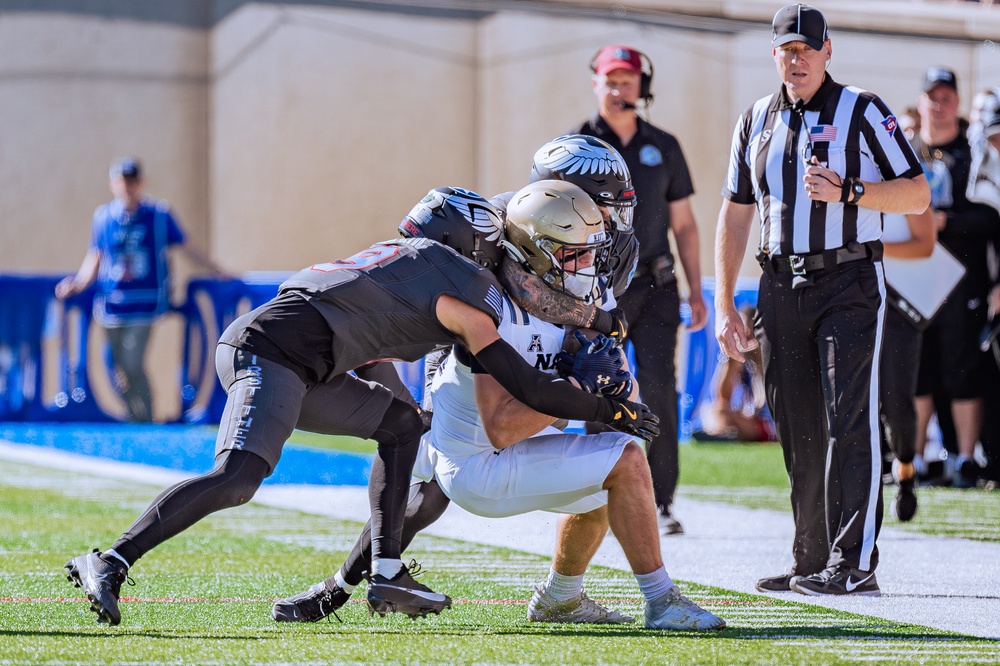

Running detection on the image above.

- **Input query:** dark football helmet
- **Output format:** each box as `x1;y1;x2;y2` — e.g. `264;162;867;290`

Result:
529;134;636;233
399;186;505;273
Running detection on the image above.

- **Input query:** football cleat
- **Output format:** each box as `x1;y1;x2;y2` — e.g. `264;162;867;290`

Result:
790;565;881;597
272;581;352;623
644;586;726;631
755;572;800;593
366;560;452;619
527;585;635;624
658;508;685;536
64;549;132;626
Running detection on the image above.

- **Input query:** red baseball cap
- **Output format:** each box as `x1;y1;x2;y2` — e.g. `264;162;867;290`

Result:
592;45;642;76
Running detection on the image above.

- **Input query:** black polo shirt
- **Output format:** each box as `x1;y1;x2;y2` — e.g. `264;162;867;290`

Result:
570;114;694;264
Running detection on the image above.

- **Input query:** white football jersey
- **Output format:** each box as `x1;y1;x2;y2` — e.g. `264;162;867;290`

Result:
428;291;566;460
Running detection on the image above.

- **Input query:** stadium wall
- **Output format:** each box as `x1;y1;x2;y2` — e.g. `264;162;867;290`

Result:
2;1;998;419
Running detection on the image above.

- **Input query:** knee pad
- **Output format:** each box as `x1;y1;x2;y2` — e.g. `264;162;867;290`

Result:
372;399;424;450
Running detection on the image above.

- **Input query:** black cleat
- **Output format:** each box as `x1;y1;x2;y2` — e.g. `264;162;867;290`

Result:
366;560;451;619
64;550;131;626
755;572;799;593
790;565;880;597
272;582;351;623
891;477;918;522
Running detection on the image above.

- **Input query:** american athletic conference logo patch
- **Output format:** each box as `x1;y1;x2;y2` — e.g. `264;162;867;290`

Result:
881;116;897;137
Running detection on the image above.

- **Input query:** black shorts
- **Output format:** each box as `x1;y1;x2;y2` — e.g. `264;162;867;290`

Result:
214;344;395;472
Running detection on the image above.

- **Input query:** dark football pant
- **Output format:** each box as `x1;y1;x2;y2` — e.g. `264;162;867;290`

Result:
757;260;885;575
111;344;422;565
335;479;453;587
880;308;920;465
616;278;681;515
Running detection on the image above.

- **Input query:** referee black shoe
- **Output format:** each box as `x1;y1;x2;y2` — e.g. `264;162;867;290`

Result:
272;581;351;622
790;565;880;597
755;572;798;593
367;560;452;619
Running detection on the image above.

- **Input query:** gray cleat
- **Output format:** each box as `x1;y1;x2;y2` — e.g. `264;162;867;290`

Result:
527;584;635;624
64;550;131;626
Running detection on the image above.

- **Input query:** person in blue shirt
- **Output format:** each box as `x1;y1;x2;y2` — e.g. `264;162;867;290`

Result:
55;157;223;422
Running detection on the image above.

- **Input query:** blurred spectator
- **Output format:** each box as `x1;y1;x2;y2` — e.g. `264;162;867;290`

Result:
911;69;1000;488
880;207;936;519
899;106;920;141
55;157;225;422
969;90;1000;487
692;306;774;443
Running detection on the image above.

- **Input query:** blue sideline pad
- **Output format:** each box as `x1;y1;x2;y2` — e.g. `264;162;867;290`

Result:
0;423;373;486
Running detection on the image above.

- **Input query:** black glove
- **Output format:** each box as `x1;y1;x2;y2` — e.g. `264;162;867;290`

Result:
555;331;633;397
591;307;628;344
607;399;660;442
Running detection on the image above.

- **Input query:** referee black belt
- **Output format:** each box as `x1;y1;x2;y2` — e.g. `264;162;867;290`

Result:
760;242;876;276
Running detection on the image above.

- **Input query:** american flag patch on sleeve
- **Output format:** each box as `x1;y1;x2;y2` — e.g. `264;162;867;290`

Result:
809;125;838;142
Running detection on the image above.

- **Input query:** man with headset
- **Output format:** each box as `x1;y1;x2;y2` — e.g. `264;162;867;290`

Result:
570;45;706;535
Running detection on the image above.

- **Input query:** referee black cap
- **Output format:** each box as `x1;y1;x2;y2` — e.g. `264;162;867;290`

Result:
772;4;828;51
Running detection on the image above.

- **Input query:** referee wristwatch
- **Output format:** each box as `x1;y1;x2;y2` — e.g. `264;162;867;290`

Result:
842;177;865;205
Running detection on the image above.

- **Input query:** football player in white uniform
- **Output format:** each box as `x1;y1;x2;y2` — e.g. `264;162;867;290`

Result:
275;181;725;632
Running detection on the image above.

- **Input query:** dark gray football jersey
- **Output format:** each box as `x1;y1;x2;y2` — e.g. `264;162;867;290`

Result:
258;238;504;380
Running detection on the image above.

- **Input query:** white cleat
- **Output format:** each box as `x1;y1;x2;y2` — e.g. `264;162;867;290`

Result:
644;586;726;631
527;585;635;624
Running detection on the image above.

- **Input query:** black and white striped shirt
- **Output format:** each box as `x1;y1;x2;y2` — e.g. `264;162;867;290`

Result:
723;75;923;256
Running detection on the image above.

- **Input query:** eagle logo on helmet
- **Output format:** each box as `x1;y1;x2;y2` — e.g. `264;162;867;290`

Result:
443;187;505;245
536;135;630;184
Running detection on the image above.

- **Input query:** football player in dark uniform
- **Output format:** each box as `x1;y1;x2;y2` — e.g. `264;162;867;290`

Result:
64;187;656;627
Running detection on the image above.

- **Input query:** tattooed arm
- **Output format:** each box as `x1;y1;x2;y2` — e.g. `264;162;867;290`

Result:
498;257;625;338
499;257;597;327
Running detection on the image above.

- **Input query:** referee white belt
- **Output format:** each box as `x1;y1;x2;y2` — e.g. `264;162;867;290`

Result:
760;242;876;276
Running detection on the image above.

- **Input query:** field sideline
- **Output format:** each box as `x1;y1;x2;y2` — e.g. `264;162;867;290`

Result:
1;435;999;665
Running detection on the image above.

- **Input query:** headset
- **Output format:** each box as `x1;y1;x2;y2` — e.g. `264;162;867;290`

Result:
589;46;655;106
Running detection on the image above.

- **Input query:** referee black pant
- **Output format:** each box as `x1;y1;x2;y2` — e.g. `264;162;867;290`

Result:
757;259;885;575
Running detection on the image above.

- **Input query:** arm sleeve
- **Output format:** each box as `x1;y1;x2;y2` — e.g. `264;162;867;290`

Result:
473;339;614;423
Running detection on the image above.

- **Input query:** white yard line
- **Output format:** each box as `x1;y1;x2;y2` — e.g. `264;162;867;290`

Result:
3;440;998;639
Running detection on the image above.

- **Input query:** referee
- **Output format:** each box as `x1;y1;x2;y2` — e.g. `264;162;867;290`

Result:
714;4;930;596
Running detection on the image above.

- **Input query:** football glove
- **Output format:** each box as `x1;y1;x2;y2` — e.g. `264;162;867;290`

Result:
556;331;633;397
607;399;660;442
592;307;628;344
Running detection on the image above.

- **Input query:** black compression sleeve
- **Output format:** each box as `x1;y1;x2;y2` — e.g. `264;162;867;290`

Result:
473;339;615;423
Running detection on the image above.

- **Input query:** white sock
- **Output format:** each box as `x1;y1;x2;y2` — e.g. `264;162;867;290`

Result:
371;558;403;579
635;568;674;603
912;455;927;477
104;549;130;570
333;571;355;594
542;569;583;602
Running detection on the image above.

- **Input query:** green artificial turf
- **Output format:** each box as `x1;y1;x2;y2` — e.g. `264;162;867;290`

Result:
1;461;996;666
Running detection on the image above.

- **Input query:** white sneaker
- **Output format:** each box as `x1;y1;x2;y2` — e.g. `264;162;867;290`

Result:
527;585;635;624
644;585;726;631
